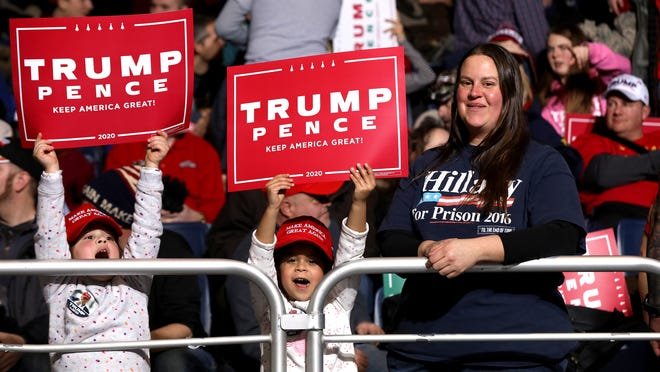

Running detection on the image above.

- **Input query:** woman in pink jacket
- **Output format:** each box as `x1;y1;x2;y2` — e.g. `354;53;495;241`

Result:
538;23;631;138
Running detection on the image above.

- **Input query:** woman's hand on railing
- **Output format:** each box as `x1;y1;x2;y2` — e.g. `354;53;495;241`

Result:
0;332;26;372
651;317;660;356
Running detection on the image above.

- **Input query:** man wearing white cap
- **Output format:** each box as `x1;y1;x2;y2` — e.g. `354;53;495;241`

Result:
573;73;660;232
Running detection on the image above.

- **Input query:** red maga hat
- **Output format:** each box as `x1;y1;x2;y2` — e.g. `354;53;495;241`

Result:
487;24;524;46
65;203;123;244
275;216;333;264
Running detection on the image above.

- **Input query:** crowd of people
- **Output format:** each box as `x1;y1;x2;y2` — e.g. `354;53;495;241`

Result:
1;0;660;371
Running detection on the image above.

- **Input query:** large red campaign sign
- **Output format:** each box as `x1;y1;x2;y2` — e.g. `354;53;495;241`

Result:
10;10;193;149
558;228;633;316
227;47;409;192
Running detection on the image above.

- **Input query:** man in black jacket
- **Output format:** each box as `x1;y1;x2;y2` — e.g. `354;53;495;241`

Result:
0;139;49;371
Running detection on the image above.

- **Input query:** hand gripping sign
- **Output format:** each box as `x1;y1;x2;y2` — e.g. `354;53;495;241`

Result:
10;9;193;149
227;47;409;192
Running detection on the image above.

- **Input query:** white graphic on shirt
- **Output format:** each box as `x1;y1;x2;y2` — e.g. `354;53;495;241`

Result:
66;289;99;317
412;170;521;231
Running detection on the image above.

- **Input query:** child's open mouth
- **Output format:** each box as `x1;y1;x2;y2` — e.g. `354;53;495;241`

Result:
293;278;310;287
95;249;109;259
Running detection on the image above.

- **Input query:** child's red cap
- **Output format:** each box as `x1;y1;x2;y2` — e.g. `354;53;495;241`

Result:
65;203;123;244
275;216;333;264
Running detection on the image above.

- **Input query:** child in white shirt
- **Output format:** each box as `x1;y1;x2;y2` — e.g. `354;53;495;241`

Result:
249;163;375;371
33;131;169;371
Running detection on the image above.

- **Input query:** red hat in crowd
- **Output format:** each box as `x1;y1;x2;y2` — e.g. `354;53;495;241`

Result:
487;23;536;110
65;203;123;244
487;23;524;46
284;181;343;198
275;215;334;266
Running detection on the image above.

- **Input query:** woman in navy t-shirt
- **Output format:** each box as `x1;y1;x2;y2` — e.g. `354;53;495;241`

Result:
378;43;586;371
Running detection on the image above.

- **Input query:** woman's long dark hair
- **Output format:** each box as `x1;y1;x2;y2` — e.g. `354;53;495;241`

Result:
422;43;529;214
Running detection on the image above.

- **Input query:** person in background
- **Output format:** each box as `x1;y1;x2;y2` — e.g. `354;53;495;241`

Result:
104;129;225;223
588;183;660;371
408;114;450;162
409;68;456;160
378;43;586;370
487;23;585;180
51;0;93;17
33;131;169;370
208;0;339;174
387;14;436;126
538;22;630;138
388;14;435;95
579;2;636;57
396;0;454;64
149;0;188;13
639;187;660;357
0;138;49;372
572;73;660;232
487;24;536;111
429;69;456;124
215;0;340;64
191;13;226;139
151;0;223;141
441;0;549;68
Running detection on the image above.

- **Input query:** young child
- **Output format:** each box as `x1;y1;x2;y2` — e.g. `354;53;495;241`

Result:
250;163;376;371
32;131;170;371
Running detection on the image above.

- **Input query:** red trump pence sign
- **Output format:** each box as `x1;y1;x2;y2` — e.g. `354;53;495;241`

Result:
227;47;409;192
558;228;633;316
10;9;193;149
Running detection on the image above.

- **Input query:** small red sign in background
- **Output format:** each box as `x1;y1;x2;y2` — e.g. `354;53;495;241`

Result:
558;228;633;316
565;113;660;145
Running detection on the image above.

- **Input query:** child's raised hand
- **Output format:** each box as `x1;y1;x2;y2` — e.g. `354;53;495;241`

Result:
349;163;375;202
264;174;293;210
32;133;59;173
145;131;170;168
255;174;293;244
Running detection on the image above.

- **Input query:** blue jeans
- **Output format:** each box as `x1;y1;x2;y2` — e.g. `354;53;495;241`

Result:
356;343;388;372
151;347;217;372
10;353;51;372
387;351;567;372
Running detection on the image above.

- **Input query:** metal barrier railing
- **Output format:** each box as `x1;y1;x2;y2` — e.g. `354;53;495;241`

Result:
2;256;660;372
0;258;287;370
305;256;660;372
